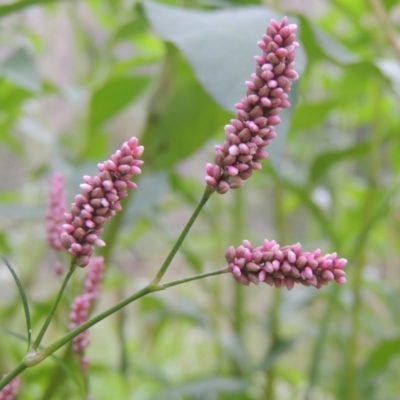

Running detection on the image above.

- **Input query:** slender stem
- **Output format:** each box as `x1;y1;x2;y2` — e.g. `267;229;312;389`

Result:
264;181;285;399
31;260;77;350
0;361;27;391
151;185;214;285
231;189;245;376
161;268;229;289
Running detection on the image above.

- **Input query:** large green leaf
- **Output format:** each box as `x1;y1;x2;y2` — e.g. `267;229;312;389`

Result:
144;2;306;172
144;1;306;112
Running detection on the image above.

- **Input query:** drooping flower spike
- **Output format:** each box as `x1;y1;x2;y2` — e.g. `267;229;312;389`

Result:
69;257;104;371
61;137;144;267
205;17;299;194
226;239;347;290
46;173;66;252
0;376;20;400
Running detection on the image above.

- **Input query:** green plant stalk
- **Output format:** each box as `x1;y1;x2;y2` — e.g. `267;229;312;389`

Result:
31;259;77;351
264;181;286;399
151;185;214;285
343;80;383;400
0;268;229;390
232;189;245;351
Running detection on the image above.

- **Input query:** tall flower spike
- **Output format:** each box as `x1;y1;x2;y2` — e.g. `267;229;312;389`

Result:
205;17;298;194
69;257;104;371
0;376;20;400
61;137;144;267
46;173;66;252
226;239;347;290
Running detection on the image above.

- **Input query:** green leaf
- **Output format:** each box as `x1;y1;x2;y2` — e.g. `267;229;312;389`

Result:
291;100;337;131
309;141;369;183
88;76;150;131
141;52;232;169
0;0;69;18
357;336;400;396
144;1;306;112
0;48;41;92
0;255;31;350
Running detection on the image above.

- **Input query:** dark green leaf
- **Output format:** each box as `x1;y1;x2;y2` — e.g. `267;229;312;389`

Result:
88;76;150;131
141;53;232;169
309;141;369;183
0;255;31;349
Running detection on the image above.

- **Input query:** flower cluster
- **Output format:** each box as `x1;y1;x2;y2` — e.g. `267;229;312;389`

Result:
46;173;66;252
69;257;104;371
61;137;144;267
225;239;347;290
205;17;298;194
0;377;20;400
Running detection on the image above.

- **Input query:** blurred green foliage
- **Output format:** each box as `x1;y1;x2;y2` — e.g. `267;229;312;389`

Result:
0;0;399;399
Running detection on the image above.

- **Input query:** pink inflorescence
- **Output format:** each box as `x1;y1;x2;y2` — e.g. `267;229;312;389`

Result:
0;376;20;400
205;17;299;194
46;173;66;252
69;257;104;371
225;239;347;290
61;137;144;267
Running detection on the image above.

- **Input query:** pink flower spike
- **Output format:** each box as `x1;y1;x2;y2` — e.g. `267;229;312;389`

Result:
225;239;347;290
46;173;67;252
62;138;144;267
205;17;298;194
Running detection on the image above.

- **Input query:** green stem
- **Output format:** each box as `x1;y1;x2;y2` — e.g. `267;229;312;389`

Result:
31;260;77;350
151;185;214;285
265;180;286;399
0;361;27;390
231;189;245;376
0;267;228;390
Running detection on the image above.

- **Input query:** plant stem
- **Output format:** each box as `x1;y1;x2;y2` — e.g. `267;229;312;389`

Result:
231;188;245;375
0;267;228;390
151;185;214;285
264;180;286;399
31;259;77;351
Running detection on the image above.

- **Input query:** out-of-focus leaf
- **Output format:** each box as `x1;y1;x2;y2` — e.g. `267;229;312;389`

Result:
309;141;369;183
88;76;150;131
375;59;400;97
357;336;400;396
141;53;232;169
0;0;69;18
299;16;358;65
291;100;337;131
259;337;295;371
124;171;169;224
150;376;248;399
0;48;41;92
144;1;306;112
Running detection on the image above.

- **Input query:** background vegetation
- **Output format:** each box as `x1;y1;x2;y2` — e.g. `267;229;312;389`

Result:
0;0;399;399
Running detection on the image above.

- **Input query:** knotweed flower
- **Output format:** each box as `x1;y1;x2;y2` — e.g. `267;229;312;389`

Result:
0;376;20;400
69;257;104;371
61;137;144;267
226;239;347;289
46;173;66;252
205;17;298;194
